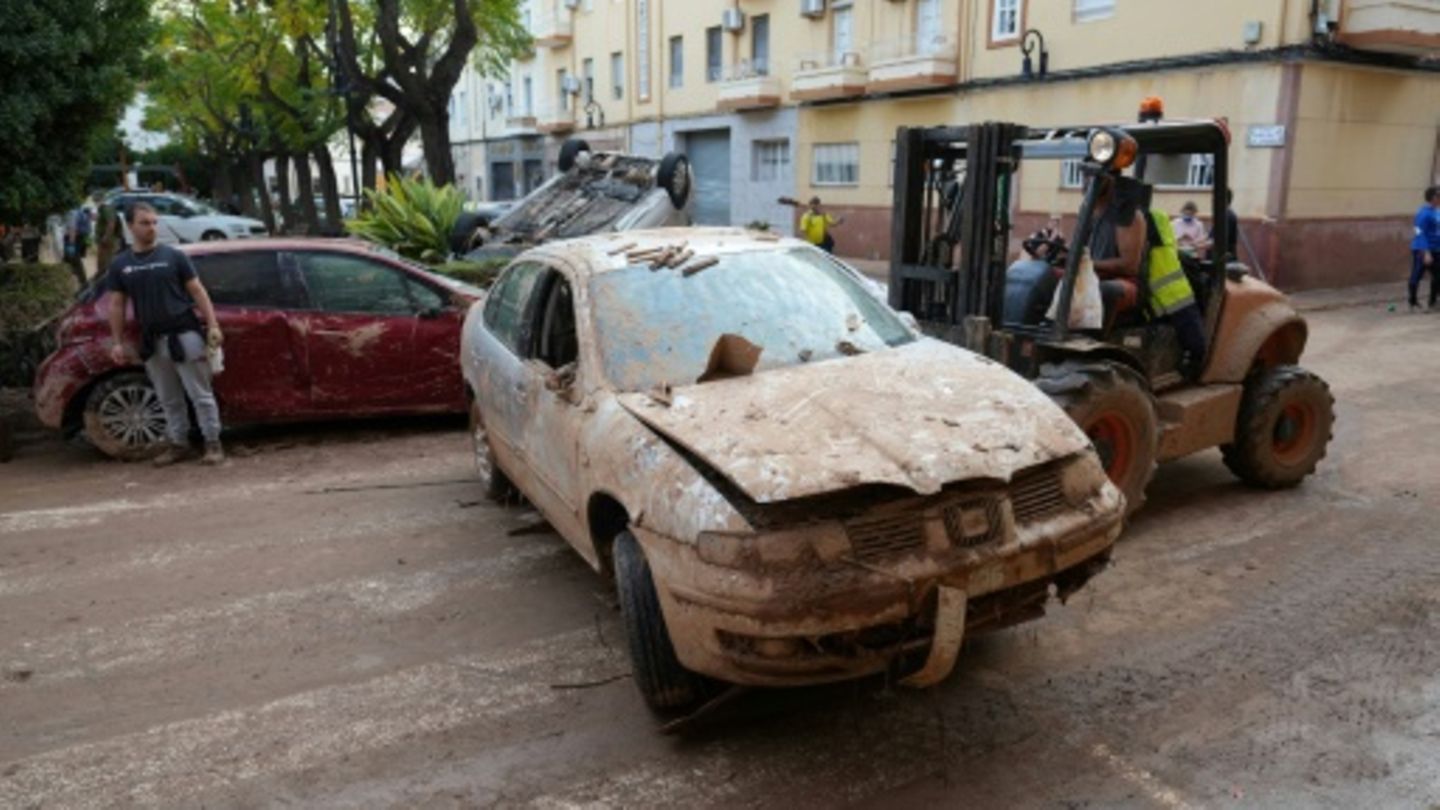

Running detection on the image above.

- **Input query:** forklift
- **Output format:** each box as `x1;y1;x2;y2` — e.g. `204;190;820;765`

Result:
888;102;1334;514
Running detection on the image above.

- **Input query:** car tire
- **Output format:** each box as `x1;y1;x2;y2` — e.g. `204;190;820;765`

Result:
657;152;691;210
613;530;705;712
200;230;226;241
82;371;168;461
1222;365;1334;489
558;138;591;173
1042;362;1158;517
469;400;522;504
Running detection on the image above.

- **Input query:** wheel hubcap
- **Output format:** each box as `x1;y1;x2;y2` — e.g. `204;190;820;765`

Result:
1272;402;1315;465
98;384;166;448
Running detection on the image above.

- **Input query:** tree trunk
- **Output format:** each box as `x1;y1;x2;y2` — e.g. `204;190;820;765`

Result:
211;163;234;214
417;110;455;185
248;152;276;233
233;164;256;218
313;144;343;233
293;152;319;236
273;153;296;234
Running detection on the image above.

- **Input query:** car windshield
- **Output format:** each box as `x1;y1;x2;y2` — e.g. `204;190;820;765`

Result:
187;199;219;215
589;247;914;392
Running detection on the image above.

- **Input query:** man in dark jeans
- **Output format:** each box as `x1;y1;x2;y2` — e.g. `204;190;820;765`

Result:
107;202;227;466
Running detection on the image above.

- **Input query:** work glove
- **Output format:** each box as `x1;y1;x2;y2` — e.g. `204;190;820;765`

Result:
206;326;224;348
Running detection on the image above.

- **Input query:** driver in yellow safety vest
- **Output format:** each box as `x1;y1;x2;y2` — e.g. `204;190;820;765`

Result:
1146;210;1208;379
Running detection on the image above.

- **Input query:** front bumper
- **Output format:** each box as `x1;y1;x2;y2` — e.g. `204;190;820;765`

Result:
635;491;1123;688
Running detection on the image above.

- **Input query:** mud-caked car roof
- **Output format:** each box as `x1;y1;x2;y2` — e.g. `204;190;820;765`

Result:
535;227;813;280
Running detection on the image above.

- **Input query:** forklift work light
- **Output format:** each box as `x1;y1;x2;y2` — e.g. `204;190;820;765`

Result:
1087;129;1137;170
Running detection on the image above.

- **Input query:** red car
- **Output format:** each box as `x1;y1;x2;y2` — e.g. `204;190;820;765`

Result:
34;239;480;460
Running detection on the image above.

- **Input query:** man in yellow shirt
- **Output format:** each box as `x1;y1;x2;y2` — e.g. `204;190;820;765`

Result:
786;196;846;253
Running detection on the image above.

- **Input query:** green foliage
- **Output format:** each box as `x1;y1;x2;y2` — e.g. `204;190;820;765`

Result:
0;0;155;224
433;258;509;289
0;263;74;387
346;174;464;263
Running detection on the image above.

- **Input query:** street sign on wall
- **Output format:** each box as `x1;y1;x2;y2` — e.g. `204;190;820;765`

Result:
1247;125;1287;148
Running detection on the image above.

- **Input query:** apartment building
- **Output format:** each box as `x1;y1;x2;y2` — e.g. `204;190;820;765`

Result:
450;0;1440;289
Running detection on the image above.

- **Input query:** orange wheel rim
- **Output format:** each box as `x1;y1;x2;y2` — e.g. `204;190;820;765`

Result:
1089;413;1135;484
1272;402;1316;465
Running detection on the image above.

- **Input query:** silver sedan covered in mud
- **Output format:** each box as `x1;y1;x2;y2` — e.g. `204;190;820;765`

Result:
460;228;1125;711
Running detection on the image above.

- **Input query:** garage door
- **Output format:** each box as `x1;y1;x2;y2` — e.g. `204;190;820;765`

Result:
684;129;731;226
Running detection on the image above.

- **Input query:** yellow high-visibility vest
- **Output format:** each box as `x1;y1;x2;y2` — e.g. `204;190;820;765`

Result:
1147;209;1196;315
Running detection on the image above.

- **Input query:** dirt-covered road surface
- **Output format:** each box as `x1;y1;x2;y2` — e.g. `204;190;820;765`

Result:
1;300;1437;809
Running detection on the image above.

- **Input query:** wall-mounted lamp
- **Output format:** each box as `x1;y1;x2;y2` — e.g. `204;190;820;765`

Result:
1021;29;1048;80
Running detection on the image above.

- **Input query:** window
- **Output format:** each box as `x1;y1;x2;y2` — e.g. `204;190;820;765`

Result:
1061;159;1084;189
610;51;624;100
751;14;770;76
534;273;578;369
482;261;545;354
298;254;416;316
832;5;854;62
669;36;684;88
193;252;304;309
557;69;569;111
1148;153;1215;188
582;58;595;101
752;140;790;182
992;0;1021;41
1074;0;1115;23
706;26;722;83
812;143;860;186
522;76;533;115
636;0;651;100
916;0;943;54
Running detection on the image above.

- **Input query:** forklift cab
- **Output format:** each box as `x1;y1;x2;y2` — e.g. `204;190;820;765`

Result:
888;116;1234;390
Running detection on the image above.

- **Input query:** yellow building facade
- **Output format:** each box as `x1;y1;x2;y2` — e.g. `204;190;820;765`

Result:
454;0;1440;289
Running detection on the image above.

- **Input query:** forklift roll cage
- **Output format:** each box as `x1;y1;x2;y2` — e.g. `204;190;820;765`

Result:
888;119;1232;383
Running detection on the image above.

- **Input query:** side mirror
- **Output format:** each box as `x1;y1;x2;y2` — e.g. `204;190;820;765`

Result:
543;362;580;404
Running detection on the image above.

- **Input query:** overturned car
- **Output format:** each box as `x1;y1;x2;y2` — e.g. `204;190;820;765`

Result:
454;139;693;258
461;228;1125;711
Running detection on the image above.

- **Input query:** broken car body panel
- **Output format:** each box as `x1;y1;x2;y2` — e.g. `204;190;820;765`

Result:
460;228;1125;689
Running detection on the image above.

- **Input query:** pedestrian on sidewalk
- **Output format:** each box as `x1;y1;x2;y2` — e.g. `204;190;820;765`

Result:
1408;186;1439;312
106;202;227;466
63;202;92;288
93;192;120;289
781;196;846;253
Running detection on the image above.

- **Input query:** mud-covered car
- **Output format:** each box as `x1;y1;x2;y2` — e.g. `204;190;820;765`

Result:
455;139;692;258
460;228;1125;711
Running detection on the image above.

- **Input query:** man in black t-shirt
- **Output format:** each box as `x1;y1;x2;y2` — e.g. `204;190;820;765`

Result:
107;202;227;466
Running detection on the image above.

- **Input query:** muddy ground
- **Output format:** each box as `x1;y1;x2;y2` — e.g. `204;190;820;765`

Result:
1;297;1437;808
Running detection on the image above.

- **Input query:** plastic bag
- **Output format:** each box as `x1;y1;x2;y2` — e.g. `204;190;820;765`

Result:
1046;248;1104;330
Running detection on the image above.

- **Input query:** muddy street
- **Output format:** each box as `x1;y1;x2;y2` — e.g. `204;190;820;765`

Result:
1;298;1437;808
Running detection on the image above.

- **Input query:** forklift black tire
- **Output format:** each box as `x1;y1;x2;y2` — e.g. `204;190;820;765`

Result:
1222;365;1334;489
1046;365;1158;517
469;400;522;505
657;152;691;209
558;138;591;172
613;530;705;712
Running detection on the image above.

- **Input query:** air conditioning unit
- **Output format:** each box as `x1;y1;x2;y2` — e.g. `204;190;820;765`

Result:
721;8;746;32
561;75;582;94
800;0;825;19
1313;0;1339;33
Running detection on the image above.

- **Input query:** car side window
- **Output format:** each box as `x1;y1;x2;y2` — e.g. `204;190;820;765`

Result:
532;271;578;369
298;252;415;316
193;251;305;309
405;276;447;313
482;262;545;354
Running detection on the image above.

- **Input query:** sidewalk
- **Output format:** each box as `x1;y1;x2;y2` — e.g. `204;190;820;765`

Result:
842;255;1405;314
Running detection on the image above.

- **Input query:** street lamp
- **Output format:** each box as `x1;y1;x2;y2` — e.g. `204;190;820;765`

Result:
1022;29;1049;80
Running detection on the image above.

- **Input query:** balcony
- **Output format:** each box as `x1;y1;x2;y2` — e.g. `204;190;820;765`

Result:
1337;0;1440;56
866;35;958;94
506;110;538;129
791;52;868;102
536;105;576;135
532;12;573;49
716;61;783;111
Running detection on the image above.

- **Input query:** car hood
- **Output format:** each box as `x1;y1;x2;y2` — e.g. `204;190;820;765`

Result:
615;338;1090;504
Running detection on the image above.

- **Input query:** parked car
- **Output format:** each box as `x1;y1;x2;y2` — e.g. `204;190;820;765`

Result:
454;138;693;258
460;228;1125;712
35;239;480;460
110;192;269;244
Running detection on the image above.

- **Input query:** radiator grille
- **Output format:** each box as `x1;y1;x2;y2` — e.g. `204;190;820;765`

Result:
1010;464;1067;524
845;511;926;561
943;497;1003;548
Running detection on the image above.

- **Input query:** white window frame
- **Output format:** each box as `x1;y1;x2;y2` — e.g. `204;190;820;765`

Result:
752;139;790;183
832;5;854;63
992;0;1021;42
669;35;683;88
610;51;624;100
1060;159;1084;189
636;0;651;100
812;142;860;187
1073;0;1115;23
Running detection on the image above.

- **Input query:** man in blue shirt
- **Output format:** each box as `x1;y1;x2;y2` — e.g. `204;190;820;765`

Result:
1409;186;1439;312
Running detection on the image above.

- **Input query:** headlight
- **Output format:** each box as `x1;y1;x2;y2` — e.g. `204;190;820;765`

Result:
1087;130;1118;164
1060;453;1108;506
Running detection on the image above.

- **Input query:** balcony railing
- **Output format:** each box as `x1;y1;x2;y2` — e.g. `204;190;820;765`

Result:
867;35;958;93
1337;0;1440;56
505;108;538;128
535;104;577;134
717;59;783;111
532;12;573;48
792;51;867;102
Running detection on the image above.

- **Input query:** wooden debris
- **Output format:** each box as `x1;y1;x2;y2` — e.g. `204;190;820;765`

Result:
681;256;720;277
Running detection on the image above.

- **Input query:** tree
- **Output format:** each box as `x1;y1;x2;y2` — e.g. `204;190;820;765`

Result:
333;0;528;185
0;0;155;224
